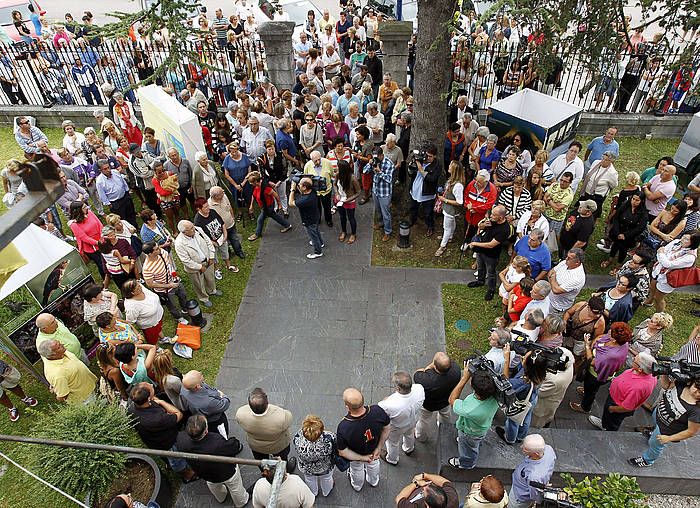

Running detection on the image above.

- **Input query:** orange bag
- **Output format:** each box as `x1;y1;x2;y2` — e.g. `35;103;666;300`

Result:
176;323;202;350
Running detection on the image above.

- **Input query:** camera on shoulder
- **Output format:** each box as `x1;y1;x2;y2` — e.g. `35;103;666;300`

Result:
290;169;327;192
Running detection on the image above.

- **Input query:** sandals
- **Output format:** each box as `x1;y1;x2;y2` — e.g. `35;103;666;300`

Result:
280;225;293;233
339;233;347;242
609;268;619;276
248;234;259;241
347;234;356;244
569;402;589;413
435;246;446;257
600;260;610;268
576;386;585;396
228;266;240;273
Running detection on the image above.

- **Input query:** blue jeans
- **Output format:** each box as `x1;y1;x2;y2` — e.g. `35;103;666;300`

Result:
374;194;392;234
256;209;291;236
457;430;484;469
504;392;538;444
168;444;187;472
305;223;324;254
642;410;668;464
80;83;103;105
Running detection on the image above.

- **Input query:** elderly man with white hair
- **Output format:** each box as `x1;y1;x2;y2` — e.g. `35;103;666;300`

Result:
588;351;657;431
240;115;272;160
517;281;552;322
35;313;88;364
508;434;556;508
37;339;97;405
336;83;360;117
181;370;231;438
381;133;404;171
460;112;479;146
365;101;384;145
174;220;221;308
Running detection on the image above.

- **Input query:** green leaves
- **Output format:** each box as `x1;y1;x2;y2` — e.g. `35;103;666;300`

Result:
562;472;650;508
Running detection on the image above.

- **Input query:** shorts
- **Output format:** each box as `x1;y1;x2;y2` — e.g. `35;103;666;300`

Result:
160;199;178;211
142;319;163;345
672;89;686;102
0;365;21;398
596;76;616;97
216;242;229;261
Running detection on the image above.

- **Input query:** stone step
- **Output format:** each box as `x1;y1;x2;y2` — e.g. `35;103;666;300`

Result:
437;423;699;495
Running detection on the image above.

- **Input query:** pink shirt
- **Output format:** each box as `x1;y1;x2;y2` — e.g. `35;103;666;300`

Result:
69;210;103;254
609;369;656;411
645;175;676;217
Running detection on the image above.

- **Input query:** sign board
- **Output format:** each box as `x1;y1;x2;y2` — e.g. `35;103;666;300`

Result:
674;112;700;171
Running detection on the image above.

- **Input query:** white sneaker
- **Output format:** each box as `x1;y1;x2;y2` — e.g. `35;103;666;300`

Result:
595;244;611;254
588;415;603;430
307;253;323;259
214;269;223;280
177;317;189;325
308;241;326;247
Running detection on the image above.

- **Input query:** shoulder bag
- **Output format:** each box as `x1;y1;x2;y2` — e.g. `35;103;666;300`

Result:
504;382;534;426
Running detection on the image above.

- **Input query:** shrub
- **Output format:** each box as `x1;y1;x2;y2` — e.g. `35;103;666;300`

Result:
562;473;649;508
24;401;139;498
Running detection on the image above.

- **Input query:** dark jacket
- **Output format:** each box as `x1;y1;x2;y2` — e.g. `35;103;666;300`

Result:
295;188;320;225
176;431;243;483
610;201;648;242
363;54;383;86
410;159;441;198
599;287;635;324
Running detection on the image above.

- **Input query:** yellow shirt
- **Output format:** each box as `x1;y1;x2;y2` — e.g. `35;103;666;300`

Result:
43;351;97;404
303;158;333;196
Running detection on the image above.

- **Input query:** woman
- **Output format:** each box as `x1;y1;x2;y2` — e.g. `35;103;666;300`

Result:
506;277;534;324
12;10;33;44
493;146;523;189
112;92;143;146
99;226;138;290
344;102;361;130
643;200;688;251
497;346;548;444
96;311;144;345
497;175;532;228
316;99;333;128
139;208;173;250
305;9;317;35
142;127;164;158
293;414;336;497
499;59;523;99
194;198;238;276
593;274;637;324
192;151;219;200
68;201;104;277
96;343;129;402
105;213;140;254
525;168;545;202
152;163;180;233
478;134;501;173
82;283;121;335
435;161;465;257
305;48;324;79
324;112;350;148
1;160;26;207
300;113;325;160
102;121;122;153
630;312;673;359
498;256;531;307
62;120;85;157
152;349;184;410
645;232;700;311
464;169;498;245
222;142;253;218
334;160;361;244
444;123;466;170
601;191;648;270
598;172;643;253
464;475;509;508
538;314;566;348
682;193;700;234
122;280;173;345
570;322;632;414
516;200;549;240
114;342;157;388
527;149;551;181
562;296;606;372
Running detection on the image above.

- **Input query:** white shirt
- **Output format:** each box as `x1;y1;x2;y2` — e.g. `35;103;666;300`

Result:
548;261;586;312
124;287;164;329
485;347;506;373
378;384;425;429
252;474;314;508
549;154;584;194
516;212;550;239
519;296;551;324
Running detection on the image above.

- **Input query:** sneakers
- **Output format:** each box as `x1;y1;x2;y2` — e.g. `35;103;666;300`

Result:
214;269;223;280
21;396;37;407
467;280;484;288
211;290;223;297
595;241;611;254
309;241;326;248
448;457;466;469
177;317;189;325
628;456;652;467
160;335;178;345
280;225;293;233
8;408;19;422
201;299;213;308
588;415;603;430
307;253;323;259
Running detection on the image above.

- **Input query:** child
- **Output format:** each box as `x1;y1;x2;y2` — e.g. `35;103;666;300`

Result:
498;255;531;310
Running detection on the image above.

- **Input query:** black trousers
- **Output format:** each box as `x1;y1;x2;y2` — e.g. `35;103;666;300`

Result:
251;444;290;461
581;369;608;412
1;80;27;105
410;198;435;229
142;188;162;218
318;192;333;225
601;393;634;431
110;194;138;229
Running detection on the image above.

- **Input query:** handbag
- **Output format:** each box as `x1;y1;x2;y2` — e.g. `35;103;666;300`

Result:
433;194;444;214
176;323;202;350
504;383;534;426
667;266;700;288
333;452;350;472
130;234;143;257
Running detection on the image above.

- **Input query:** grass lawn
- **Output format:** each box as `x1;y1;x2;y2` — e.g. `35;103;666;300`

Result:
0;127;261;507
372;136;682;274
442;283;696;360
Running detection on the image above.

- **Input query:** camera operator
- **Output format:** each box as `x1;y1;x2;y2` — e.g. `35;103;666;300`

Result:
628;374;700;467
446;364;499;469
409;144;441;237
531;346;575;428
363;147;395;241
395;472;460;507
466;205;511;301
352;125;374;205
303;151;334;227
289;176;325;259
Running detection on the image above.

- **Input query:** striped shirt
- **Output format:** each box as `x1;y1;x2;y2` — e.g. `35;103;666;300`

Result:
673;339;700;364
142;251;177;294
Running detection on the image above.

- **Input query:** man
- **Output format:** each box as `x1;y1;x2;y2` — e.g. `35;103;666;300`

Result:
38;66;73;105
208;186;245;258
180;370;231;437
128;143;160;214
235;387;297;471
363;47;383;96
289;176;324;259
141;241;190;323
397;113;412;181
448;367;499;469
303;151;334;227
165;148;194;216
643;164;677;222
559;200;597;258
128;383;196;481
365;147;395;241
70;57;102;105
378;73;399;113
177;415;248;507
240;116;273;160
335;10;353;42
336;83;360;117
518;281;552;322
547;248;586;315
365;101;385;145
587;352;656;431
294;33;312;73
252;465;314;508
409;145;441;237
36;339;96;404
543;172;575;237
0;359;38;422
56;170;88;214
508;434;557;508
14;116;48;158
414;352;461;443
449;95;471;124
212;8;229;47
378;371;425;466
35;313;87;364
275;119;299;178
467;206;511;300
353;125;375;204
322;44;341;79
351;64;373;93
0;49;28;105
513;229;551;280
318;9;336;32
337;387;391;492
91;144;120;173
95;159;138;227
577;151;618;218
196;100;216;132
583;127;619;171
174;220;221;308
548;142;584;193
395;472;460;507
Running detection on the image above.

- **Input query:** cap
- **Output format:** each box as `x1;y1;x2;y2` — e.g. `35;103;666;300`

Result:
477;169;490;180
128;143;140;154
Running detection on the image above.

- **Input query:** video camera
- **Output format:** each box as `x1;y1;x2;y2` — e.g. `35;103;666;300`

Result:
652;357;700;384
290;170;327;192
511;335;569;374
529;482;582;508
466;354;516;409
406;149;427;178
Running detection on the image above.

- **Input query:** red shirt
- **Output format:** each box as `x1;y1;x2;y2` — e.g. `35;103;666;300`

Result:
508;285;532;323
609;369;657;411
253;185;274;208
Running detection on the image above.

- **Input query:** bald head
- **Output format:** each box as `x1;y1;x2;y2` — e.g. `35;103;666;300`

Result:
433;352;451;373
343;388;364;411
522;433;546;457
36;313;58;333
491;205;507;222
182;370;204;391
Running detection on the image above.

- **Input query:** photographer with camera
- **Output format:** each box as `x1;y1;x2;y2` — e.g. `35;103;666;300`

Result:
246;171;293;242
290;176;325;259
409;145;441;237
447;364;499;469
352;125;375;205
364;147;395;241
303;151;334;228
531;345;575;428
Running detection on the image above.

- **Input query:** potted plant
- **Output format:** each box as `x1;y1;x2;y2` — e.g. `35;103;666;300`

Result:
23;401;171;507
562;472;649;508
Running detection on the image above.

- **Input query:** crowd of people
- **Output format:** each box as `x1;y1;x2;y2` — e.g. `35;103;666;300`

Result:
1;2;700;508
